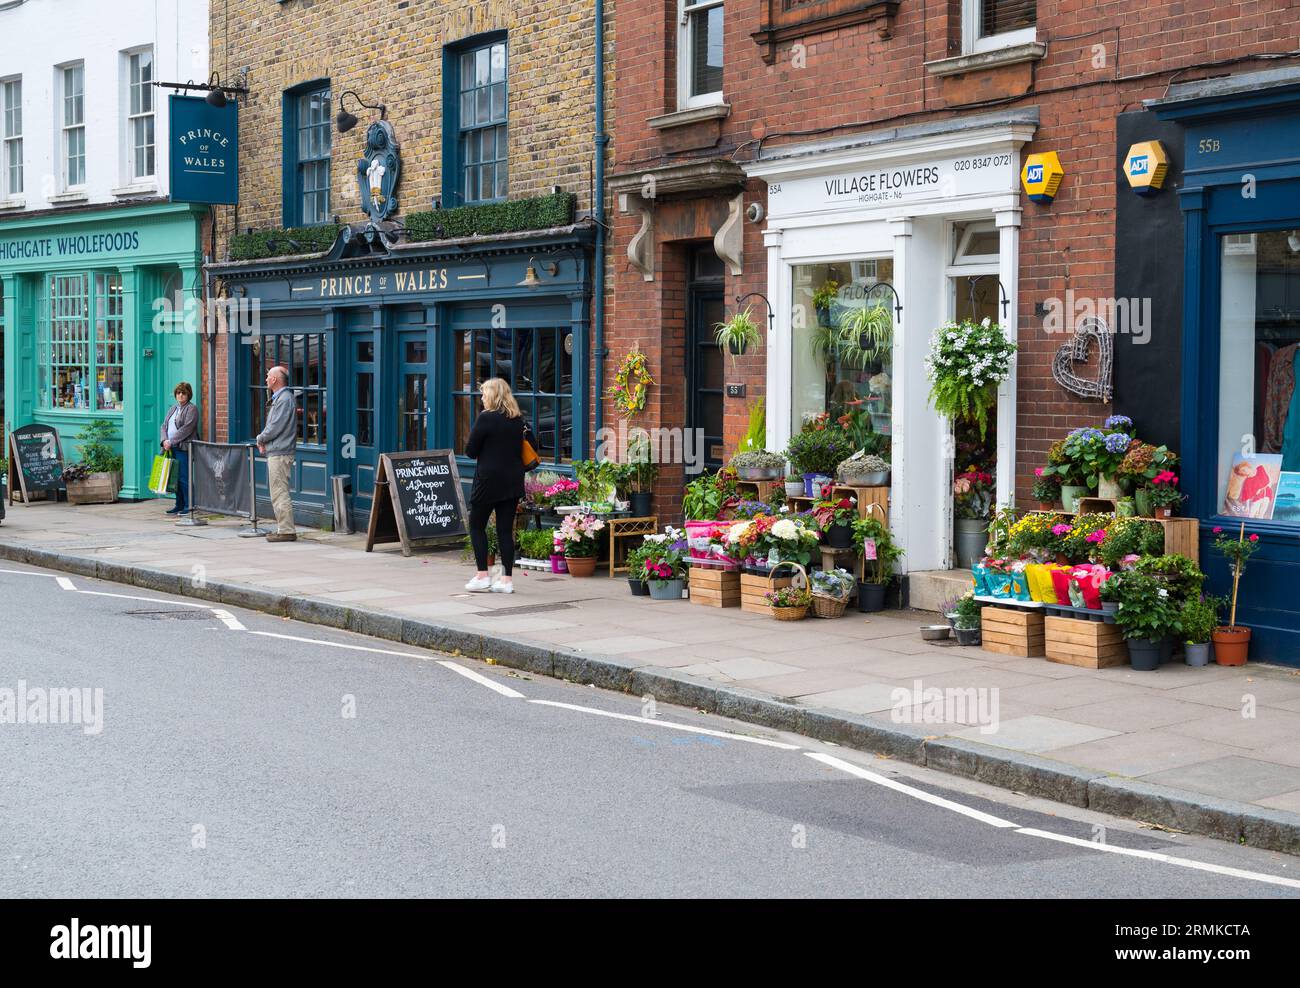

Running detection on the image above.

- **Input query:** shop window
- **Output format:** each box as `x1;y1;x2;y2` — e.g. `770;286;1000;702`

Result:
60;63;85;189
1216;230;1300;524
125;48;155;181
679;0;724;109
283;83;331;227
791;259;894;452
36;272;123;412
248;333;328;446
2;77;22;197
452;324;572;463
453;39;508;204
962;0;1036;54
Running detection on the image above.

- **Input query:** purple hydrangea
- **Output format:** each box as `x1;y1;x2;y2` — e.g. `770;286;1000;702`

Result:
1104;415;1133;430
1067;427;1105;442
1104;432;1131;453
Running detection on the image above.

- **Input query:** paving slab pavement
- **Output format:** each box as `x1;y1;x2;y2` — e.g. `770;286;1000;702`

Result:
2;499;1300;853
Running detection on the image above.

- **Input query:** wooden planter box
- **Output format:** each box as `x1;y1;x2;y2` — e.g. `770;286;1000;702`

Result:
689;567;741;608
786;485;890;525
981;606;1045;657
740;571;792;616
66;471;121;505
1045;615;1127;668
1034;506;1199;565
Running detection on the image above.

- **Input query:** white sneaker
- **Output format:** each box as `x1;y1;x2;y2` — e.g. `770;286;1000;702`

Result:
465;576;493;592
490;580;514;594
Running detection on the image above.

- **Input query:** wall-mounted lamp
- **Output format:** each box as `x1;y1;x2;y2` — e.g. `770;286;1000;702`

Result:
337;91;386;134
518;256;559;288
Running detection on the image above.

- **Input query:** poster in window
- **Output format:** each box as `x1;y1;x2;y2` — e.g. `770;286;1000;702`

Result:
1222;452;1282;520
1272;472;1300;525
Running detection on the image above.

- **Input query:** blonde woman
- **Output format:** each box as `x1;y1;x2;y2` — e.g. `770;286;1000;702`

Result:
463;378;536;593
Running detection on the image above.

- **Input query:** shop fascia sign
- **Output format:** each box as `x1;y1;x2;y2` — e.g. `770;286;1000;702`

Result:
765;149;1017;218
0;229;143;263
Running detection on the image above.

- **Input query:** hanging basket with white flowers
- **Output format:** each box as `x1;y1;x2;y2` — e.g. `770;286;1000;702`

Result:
924;317;1017;439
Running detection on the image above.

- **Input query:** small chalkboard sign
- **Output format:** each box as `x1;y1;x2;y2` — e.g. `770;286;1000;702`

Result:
8;424;65;505
364;450;468;557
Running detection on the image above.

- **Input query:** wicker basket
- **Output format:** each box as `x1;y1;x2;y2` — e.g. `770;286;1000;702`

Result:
767;561;810;621
811;594;847;619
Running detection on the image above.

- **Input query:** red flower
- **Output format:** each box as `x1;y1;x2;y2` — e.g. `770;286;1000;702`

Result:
1249;534;1259;542
1213;526;1223;534
1034;467;1044;477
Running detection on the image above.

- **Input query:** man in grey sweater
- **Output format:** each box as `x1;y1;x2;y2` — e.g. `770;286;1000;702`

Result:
256;365;298;542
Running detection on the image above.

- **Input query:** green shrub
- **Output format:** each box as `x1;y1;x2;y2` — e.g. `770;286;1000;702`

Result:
228;225;342;261
405;192;575;242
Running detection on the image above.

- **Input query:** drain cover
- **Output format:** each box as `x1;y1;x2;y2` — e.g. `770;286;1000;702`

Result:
477;601;578;617
124;609;214;621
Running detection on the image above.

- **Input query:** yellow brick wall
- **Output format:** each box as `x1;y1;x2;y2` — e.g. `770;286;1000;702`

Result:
209;0;613;252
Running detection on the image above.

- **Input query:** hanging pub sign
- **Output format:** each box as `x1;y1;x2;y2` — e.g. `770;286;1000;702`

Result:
169;95;238;205
365;450;468;557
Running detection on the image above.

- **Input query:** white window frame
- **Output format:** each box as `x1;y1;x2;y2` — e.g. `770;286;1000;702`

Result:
951;220;1000;267
58;62;86;190
677;0;724;110
1;76;21;198
962;0;1037;55
124;46;155;183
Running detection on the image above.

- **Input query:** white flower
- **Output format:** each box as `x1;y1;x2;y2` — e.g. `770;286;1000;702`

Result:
772;519;798;540
728;522;750;542
981;317;992;327
1157;588;1168;598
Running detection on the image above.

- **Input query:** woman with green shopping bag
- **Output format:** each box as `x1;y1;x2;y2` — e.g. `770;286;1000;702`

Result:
159;382;198;515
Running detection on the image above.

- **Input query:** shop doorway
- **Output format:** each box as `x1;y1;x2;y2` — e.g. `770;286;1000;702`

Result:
348;331;378;515
398;331;430;452
687;246;725;471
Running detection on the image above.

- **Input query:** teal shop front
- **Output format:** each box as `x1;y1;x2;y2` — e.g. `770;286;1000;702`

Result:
210;226;594;531
1;201;208;499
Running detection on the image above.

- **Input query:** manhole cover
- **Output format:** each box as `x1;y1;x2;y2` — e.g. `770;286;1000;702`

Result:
124;609;214;621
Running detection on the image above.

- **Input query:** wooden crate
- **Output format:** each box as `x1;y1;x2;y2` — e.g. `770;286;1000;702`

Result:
981;606;1045;657
735;479;781;502
1044;615;1128;668
740;571;792;616
786;486;890;524
689;567;741;608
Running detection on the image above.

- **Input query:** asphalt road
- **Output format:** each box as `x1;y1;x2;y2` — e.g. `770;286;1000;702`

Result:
1;560;1298;898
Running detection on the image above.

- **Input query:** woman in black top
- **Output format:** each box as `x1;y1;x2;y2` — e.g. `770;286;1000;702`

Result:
463;378;535;593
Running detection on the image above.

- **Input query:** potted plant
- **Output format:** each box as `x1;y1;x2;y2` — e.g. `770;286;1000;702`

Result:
460;526;500;569
556;513;606;577
681;466;740;521
783;474;804;498
730;449;787;482
714;308;762;365
515;528;554;569
853;515;903;612
784;419;855;497
810;567;856;619
811;280;840;327
1180;595;1219;667
938;593;964;629
641;528;688;600
925;317;1017;440
1210;523;1259;665
625;432;658;517
1031;468;1060;510
1042;439;1087;512
62;419;124;505
1112;572;1179;671
1098;571;1121;618
952;593;982;646
765;582;812;621
1146;470;1184;519
838;451;890;487
812;497;858;548
952;469;993;569
842;302;892;362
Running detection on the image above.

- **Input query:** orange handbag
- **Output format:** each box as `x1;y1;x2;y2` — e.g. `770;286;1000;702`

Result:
521;435;541;471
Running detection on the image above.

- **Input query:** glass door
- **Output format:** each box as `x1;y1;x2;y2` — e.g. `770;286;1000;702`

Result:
350;333;378;507
687;247;725;471
398;332;429;451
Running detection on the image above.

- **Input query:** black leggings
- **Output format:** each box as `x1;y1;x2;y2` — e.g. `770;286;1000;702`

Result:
469;498;518;575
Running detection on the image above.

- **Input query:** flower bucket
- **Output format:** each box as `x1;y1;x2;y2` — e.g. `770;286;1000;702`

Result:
1061;485;1087;513
629;491;653;517
565;554;596;577
824;521;854;548
1211;626;1250;666
1127;637;1161;671
1184;642;1211;667
1098;474;1122;499
803;473;832;498
784;481;805;498
857;580;887;612
549;554;569;574
629;577;650;597
648;578;684;600
954;626;981;646
685;520;723;559
954;518;989;569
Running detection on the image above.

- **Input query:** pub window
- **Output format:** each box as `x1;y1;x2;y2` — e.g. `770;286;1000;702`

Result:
963;0;1036;54
679;0;724;109
249;333;328;446
125;48;155;181
36;272;125;412
284;83;331;226
60;62;85;189
2;77;22;197
452;325;573;464
456;39;508;204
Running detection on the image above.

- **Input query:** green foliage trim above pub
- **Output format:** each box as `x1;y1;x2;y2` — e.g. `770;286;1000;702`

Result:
404;191;576;242
228;225;343;261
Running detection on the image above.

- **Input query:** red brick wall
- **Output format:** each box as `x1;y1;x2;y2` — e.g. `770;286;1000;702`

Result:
609;0;1300;502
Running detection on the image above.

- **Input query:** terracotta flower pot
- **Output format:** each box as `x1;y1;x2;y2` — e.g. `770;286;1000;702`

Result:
1211;626;1250;666
1154;506;1172;520
565;554;597;577
1037;501;1056;511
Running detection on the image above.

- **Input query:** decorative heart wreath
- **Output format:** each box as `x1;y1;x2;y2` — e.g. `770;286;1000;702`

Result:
607;347;654;417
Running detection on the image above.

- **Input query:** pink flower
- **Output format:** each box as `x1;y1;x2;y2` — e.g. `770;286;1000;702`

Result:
1213;526;1223;534
1086;529;1106;544
1051;524;1072;536
1249;534;1259;542
1034;467;1044;477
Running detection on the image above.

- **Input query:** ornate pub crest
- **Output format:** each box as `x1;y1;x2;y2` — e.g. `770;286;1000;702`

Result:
356;120;401;225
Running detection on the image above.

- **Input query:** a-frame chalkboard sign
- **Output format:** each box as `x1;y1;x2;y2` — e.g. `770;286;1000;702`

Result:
364;450;469;557
8;424;65;505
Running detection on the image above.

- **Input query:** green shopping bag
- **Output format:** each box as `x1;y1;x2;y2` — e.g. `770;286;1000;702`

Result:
149;450;177;495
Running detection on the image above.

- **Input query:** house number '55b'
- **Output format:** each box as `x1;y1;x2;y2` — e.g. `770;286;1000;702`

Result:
1198;139;1221;154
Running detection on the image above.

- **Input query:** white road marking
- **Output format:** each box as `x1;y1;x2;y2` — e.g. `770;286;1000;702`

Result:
806;752;1021;828
73;589;212;608
211;609;246;631
249;630;425;658
0;568;68;580
56;577;77;590
1015;827;1300;890
530;699;802;749
437;661;526;698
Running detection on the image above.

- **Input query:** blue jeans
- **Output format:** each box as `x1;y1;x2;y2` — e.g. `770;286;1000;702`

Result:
173;448;189;512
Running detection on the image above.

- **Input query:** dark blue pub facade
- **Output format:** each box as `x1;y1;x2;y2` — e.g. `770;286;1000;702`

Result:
210;224;595;531
1117;67;1300;665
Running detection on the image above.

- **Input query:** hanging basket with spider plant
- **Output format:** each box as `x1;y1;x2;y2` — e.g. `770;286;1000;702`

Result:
714;308;762;364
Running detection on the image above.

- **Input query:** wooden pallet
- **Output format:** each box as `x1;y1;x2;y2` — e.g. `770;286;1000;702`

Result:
1044;615;1128;668
689;567;741;608
981;606;1045;657
740;571;792;616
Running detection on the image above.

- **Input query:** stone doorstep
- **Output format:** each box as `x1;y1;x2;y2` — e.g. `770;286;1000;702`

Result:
1;536;1298;857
